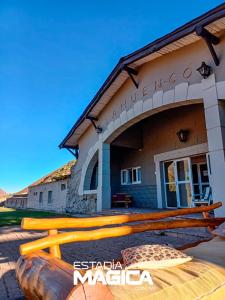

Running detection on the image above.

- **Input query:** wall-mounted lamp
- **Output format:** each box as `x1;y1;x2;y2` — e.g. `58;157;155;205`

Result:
196;62;212;79
176;129;189;143
86;115;102;134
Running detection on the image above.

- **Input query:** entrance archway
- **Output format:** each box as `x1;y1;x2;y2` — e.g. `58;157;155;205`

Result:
109;103;208;209
83;151;98;191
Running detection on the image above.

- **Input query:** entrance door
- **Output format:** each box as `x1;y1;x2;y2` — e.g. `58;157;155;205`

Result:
192;162;209;199
164;158;193;208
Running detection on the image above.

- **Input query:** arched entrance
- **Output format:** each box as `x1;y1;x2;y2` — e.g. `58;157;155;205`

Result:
109;102;209;209
83;151;98;191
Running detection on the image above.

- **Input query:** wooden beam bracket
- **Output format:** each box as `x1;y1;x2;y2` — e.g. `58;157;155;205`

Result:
123;65;139;89
66;147;79;159
196;25;220;66
86;115;102;134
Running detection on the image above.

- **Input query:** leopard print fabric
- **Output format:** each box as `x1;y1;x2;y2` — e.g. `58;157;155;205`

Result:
122;244;192;269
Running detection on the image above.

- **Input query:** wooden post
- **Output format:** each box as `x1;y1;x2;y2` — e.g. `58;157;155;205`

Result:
202;209;215;232
48;229;61;259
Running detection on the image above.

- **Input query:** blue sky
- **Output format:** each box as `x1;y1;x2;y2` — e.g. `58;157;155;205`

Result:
0;0;223;193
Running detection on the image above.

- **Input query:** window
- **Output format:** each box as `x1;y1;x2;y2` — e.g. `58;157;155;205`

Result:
127;168;132;184
48;191;53;204
137;167;141;182
121;167;141;185
121;170;127;185
39;192;43;203
61;183;66;191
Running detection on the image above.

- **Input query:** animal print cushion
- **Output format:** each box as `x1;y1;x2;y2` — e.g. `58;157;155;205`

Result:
212;222;225;238
122;244;192;269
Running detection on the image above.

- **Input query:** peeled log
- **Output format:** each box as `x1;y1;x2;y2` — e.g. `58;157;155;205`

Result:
21;202;222;230
16;251;114;300
16;251;74;300
20;217;225;256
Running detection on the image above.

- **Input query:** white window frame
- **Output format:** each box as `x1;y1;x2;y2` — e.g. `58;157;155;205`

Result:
133;167;141;184
121;169;127;185
120;167;141;185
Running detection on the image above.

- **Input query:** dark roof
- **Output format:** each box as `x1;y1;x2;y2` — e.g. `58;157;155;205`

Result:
29;160;76;188
8;161;76;201
4;161;76;203
15;187;28;196
59;3;225;149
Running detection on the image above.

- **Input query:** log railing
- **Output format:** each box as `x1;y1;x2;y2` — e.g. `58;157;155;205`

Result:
20;202;224;259
22;202;221;230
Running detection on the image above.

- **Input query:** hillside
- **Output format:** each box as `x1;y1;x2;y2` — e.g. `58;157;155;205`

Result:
0;189;7;197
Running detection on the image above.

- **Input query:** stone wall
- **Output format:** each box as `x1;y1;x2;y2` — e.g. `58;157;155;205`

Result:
27;179;68;213
66;165;97;214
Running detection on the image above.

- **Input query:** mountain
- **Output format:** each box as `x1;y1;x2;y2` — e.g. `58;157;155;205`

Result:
0;189;7;197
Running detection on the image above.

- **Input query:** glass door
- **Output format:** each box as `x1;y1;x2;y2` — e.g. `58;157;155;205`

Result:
164;158;193;208
192;162;209;198
164;161;177;207
175;158;193;207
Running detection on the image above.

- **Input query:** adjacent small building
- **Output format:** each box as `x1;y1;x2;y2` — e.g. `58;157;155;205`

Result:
4;188;28;209
5;160;75;213
27;160;75;212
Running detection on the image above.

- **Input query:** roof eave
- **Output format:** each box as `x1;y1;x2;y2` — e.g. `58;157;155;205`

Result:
59;3;225;149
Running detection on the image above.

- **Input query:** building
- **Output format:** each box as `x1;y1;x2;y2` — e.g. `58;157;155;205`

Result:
4;188;28;209
27;160;75;212
60;4;225;216
5;160;75;212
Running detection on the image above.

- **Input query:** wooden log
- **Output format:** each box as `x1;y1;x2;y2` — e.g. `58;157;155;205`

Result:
16;250;74;300
20;217;225;256
21;202;222;230
48;229;61;259
202;211;215;232
16;250;114;300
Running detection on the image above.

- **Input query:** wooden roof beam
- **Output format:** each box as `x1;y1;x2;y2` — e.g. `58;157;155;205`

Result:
123;65;139;89
196;25;220;66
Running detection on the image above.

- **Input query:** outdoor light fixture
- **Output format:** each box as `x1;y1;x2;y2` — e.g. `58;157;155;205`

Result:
176;129;189;143
196;62;212;79
86;115;102;134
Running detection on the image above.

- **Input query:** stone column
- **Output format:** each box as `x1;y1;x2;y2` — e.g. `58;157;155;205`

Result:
202;74;225;217
97;143;111;211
